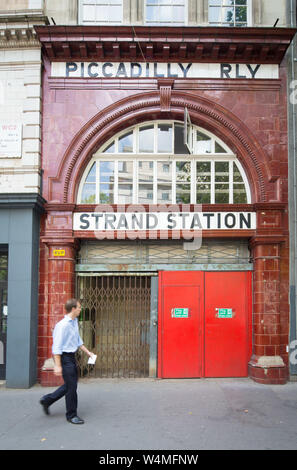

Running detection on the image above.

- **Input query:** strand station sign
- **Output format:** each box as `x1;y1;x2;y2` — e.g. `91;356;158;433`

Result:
52;62;279;80
73;211;256;232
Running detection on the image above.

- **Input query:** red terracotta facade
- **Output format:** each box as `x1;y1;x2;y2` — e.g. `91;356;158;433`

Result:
35;26;295;386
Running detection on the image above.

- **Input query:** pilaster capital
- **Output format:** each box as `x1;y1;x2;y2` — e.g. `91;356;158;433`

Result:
249;235;286;249
41;237;80;255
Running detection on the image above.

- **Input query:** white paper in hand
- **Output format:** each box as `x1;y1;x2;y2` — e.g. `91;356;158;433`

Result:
88;354;97;365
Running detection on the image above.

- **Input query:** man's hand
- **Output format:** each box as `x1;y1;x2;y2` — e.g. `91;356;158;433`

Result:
80;344;94;358
53;354;63;377
54;364;62;376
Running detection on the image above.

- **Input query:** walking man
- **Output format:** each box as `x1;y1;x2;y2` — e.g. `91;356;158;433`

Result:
40;298;95;424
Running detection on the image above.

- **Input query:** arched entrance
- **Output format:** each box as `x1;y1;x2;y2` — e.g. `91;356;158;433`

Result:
72;117;254;379
40;91;288;385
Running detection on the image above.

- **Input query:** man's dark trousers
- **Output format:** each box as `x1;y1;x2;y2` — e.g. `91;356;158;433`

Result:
42;352;78;420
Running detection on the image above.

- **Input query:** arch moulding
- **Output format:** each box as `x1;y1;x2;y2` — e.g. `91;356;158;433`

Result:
48;91;274;204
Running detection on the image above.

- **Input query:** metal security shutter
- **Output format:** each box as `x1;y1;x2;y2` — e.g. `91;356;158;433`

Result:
76;274;151;378
77;239;251;270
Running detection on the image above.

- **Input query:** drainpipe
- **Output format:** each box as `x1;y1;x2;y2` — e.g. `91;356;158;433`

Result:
287;0;297;377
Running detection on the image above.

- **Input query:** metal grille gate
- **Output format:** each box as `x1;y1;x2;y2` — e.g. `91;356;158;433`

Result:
76;274;151;378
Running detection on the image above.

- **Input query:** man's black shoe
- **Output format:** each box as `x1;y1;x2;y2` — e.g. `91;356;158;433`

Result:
67;416;84;424
40;398;50;415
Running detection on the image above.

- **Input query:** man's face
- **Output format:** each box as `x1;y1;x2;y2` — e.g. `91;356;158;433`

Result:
73;302;82;317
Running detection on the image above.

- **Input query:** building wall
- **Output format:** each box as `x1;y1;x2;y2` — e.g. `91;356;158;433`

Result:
0;5;47;387
0;0;43;9
0;7;47;193
35;20;294;384
0;0;294;387
42;0;288;27
287;0;297;378
0;50;42;193
0;0;288;29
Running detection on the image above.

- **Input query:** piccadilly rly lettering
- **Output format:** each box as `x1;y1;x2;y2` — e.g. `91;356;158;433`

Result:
65;62;263;79
75;212;255;231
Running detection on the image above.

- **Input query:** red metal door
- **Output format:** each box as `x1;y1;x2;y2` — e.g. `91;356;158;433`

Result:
158;270;252;378
158;271;204;378
204;271;252;377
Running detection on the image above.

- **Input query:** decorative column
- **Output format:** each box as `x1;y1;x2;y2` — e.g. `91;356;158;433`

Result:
248;237;288;384
40;239;78;387
38;203;77;385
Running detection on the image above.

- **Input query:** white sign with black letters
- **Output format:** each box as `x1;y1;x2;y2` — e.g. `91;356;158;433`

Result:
52;62;278;80
73;212;256;231
0;123;22;158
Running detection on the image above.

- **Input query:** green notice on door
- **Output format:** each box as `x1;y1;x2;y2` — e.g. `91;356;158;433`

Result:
216;308;233;318
172;308;189;318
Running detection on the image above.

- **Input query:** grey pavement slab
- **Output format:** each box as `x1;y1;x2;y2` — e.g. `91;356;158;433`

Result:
0;377;297;451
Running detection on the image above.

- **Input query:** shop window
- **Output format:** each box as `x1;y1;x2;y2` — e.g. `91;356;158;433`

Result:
79;0;123;25
208;0;251;27
0;251;8;282
78;122;251;205
145;0;186;25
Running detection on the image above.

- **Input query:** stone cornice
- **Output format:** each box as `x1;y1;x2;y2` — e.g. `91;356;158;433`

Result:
0;11;49;23
34;25;297;64
0;13;48;49
0;32;40;48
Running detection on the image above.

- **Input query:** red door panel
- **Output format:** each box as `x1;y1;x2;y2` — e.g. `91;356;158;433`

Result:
204;271;252;377
158;271;203;378
158;271;252;378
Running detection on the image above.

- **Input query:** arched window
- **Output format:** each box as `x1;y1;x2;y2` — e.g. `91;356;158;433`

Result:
78;121;251;205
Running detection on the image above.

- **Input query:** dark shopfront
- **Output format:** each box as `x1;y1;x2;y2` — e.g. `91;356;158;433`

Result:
35;25;295;386
0;194;44;387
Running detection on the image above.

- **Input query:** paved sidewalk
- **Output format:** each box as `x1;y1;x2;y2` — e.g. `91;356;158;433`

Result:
0;377;297;450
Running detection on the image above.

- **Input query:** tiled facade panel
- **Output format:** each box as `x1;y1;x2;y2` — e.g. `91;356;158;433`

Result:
38;235;76;386
35;25;294;386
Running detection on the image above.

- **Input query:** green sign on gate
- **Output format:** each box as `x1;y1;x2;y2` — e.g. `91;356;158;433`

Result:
172;308;189;318
216;308;233;318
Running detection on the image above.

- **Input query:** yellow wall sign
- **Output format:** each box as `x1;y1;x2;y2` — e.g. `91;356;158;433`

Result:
53;249;65;257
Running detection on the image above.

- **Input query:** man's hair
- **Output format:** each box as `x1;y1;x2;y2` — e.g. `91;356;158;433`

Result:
65;298;80;313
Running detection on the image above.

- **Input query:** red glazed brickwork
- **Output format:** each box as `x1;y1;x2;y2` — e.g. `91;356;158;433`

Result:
37;44;290;384
40;370;64;388
248;237;288;384
248;362;288;385
37;216;49;377
252;242;281;357
38;240;76;386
